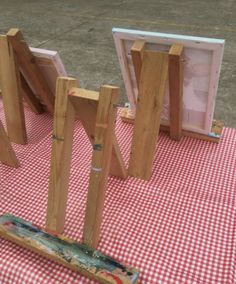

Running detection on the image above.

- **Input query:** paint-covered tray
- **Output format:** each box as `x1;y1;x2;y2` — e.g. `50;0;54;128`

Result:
0;214;139;284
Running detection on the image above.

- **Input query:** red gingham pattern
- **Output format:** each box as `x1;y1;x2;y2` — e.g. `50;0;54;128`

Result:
0;99;236;284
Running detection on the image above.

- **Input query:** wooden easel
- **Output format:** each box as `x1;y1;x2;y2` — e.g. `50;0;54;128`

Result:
46;77;127;243
0;29;50;145
0;77;138;283
127;40;184;180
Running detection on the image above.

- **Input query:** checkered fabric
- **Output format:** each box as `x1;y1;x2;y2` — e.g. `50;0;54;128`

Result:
0;99;236;284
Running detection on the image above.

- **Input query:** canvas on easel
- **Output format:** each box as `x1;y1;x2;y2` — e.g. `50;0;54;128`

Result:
113;28;225;137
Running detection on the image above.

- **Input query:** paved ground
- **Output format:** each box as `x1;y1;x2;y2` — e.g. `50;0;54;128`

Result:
0;0;235;127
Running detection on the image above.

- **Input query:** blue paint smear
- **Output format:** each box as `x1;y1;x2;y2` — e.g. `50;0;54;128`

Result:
0;214;139;282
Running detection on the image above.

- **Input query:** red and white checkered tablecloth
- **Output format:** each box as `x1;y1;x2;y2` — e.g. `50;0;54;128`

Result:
0;99;236;284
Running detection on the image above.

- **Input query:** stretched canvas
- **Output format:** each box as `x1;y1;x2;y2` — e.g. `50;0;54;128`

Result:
113;28;225;135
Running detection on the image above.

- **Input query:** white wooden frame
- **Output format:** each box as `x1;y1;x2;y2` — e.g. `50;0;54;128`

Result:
113;28;225;135
30;47;67;95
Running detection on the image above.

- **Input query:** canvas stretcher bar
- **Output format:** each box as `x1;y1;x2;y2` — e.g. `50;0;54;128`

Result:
168;44;184;140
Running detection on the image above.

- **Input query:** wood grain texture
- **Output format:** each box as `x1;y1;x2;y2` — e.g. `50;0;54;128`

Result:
83;86;119;248
0;35;27;144
69;88;127;179
131;40;145;86
20;73;44;114
46;77;77;233
0;120;20;168
128;51;168;180
7;29;54;114
169;44;184;140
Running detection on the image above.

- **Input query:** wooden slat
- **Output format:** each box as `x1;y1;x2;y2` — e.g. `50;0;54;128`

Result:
69;89;127;179
0;35;27;144
0;120;19;168
20;73;44;114
131;39;145;86
69;87;99;101
169;44;184;140
128;51;168;180
83;86;119;248
7;29;54;114
46;77;77;233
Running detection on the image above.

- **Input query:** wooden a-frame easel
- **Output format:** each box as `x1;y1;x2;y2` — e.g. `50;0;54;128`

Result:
0;29;52;146
0;76;139;283
122;38;223;180
46;77;126;247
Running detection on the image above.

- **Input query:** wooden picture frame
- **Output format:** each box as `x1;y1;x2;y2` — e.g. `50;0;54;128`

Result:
113;28;225;135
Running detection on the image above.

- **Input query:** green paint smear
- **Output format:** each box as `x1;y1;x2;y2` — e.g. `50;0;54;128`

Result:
0;214;139;282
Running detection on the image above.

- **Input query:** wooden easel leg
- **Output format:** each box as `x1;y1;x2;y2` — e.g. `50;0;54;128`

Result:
0;35;27;144
20;73;44;114
128;51;168;180
46;77;77;234
131;40;146;86
0;120;19;168
169;44;184;141
83;85;119;248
